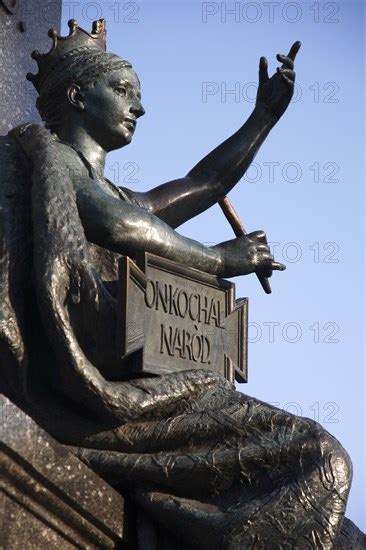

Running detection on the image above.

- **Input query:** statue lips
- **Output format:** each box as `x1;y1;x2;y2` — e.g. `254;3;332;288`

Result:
122;118;136;133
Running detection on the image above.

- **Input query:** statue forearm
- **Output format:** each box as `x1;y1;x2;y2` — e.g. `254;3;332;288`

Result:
77;189;223;275
188;105;276;190
139;106;276;228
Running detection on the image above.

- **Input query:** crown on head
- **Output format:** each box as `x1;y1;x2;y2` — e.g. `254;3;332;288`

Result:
27;19;107;93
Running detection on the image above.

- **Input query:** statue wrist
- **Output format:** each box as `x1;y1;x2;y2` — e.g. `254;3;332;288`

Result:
210;245;226;277
253;103;279;125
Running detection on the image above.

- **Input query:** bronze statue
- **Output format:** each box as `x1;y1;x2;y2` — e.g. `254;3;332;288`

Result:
0;18;364;549
25;19;292;283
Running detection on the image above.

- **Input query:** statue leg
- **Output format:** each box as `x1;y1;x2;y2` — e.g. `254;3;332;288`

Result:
74;384;353;549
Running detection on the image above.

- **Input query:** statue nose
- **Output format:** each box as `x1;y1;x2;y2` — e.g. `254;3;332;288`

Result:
130;102;145;119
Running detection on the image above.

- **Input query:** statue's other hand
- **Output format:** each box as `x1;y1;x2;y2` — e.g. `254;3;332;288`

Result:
213;231;286;278
256;41;301;119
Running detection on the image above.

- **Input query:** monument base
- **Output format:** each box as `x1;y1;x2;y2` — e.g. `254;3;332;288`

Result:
0;394;131;549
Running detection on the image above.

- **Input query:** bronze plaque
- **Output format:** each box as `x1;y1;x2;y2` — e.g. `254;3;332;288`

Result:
117;253;248;383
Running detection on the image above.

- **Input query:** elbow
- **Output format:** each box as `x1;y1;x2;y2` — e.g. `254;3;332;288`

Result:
106;213;157;256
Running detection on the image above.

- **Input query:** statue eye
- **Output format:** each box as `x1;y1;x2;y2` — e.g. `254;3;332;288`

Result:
116;86;127;97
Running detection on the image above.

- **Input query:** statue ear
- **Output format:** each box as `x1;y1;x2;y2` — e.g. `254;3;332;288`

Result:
67;84;84;111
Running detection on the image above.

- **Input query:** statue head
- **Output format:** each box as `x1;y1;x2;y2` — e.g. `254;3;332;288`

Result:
27;19;145;151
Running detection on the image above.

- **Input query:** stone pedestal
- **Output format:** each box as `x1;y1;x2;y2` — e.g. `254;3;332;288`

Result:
0;0;62;134
0;394;131;549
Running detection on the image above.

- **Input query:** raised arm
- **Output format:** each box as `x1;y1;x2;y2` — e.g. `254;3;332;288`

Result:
126;42;300;229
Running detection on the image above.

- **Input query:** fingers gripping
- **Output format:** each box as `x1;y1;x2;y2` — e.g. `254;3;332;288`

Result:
247;230;286;277
248;230;268;244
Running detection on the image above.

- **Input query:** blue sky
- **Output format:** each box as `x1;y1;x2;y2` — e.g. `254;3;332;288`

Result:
61;0;365;529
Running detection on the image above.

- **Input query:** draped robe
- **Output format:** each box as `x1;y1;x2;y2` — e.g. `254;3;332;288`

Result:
0;124;364;549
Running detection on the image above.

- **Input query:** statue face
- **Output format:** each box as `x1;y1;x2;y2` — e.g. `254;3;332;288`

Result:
79;66;145;151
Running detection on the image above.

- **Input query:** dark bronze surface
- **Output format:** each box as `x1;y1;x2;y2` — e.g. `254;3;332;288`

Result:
218;195;277;293
22;19;292;282
0;17;364;549
117;253;248;383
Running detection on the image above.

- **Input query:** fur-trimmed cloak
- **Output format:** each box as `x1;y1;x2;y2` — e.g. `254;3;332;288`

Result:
0;124;364;549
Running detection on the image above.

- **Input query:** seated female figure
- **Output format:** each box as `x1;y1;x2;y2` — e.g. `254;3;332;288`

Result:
0;19;362;549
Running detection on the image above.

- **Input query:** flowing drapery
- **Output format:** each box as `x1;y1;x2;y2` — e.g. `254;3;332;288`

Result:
0;125;364;549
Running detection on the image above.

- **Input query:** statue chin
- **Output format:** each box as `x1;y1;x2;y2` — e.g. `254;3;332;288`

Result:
104;124;135;151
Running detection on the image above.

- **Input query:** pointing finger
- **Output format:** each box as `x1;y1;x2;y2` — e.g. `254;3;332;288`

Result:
256;258;274;279
287;41;301;62
259;56;269;84
257;260;286;279
271;261;286;271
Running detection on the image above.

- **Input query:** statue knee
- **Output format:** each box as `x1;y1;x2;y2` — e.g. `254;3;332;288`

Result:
312;421;353;493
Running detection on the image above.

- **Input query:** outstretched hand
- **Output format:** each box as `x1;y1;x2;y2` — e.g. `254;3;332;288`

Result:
256;41;301;119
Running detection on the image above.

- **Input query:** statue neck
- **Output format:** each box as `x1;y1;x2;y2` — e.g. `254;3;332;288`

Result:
56;125;106;177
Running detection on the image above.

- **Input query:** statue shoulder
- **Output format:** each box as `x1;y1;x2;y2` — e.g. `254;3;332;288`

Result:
54;141;90;183
5;124;88;181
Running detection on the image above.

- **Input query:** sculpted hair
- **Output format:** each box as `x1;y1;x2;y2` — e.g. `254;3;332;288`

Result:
36;48;131;132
